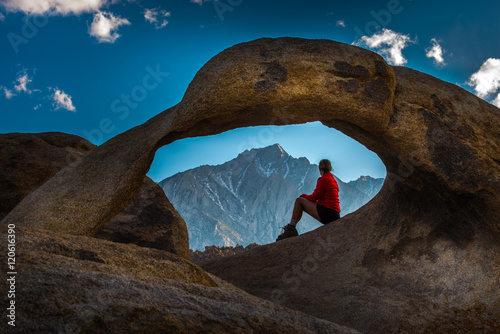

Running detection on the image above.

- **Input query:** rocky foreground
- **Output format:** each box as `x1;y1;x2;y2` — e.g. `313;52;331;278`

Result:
1;37;499;332
5;226;356;333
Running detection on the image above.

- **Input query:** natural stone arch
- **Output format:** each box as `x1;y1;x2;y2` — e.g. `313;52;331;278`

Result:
4;38;403;234
4;37;498;236
3;37;499;331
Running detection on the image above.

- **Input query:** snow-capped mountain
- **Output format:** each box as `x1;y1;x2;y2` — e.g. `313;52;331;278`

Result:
159;144;384;250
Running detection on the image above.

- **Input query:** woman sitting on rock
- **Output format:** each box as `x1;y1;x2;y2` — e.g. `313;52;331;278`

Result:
276;159;341;241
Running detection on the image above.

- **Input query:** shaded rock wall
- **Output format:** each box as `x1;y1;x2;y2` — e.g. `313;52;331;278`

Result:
2;38;499;332
94;177;189;259
0;132;94;221
0;132;188;258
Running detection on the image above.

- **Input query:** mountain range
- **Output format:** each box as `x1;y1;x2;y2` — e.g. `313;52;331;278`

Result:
159;144;384;250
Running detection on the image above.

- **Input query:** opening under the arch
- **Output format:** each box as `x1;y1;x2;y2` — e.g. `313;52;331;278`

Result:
148;121;386;251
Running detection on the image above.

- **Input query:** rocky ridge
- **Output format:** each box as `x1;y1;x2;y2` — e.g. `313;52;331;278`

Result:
348;175;385;197
189;243;261;264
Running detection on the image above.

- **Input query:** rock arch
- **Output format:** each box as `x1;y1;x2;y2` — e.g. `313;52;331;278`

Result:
3;38;499;332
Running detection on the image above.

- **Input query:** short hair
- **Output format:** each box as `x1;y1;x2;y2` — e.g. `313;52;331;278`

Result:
319;159;332;173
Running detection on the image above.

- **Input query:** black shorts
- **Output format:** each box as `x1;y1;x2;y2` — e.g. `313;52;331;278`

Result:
317;204;340;224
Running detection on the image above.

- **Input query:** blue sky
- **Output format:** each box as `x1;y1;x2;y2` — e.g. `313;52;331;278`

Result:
1;0;499;183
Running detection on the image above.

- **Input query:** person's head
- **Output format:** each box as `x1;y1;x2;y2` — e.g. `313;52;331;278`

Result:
318;159;332;175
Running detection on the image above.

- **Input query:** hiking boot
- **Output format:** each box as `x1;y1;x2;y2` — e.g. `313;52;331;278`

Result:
276;224;298;241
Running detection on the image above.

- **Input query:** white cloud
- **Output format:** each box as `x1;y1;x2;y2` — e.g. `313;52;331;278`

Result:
0;12;5;21
190;0;205;5
0;0;108;15
14;70;33;94
358;28;414;66
51;88;75;111
426;38;445;65
336;20;345;28
493;93;500;108
89;11;130;43
2;68;77;111
469;58;500;98
144;7;170;29
1;69;36;98
1;86;16;99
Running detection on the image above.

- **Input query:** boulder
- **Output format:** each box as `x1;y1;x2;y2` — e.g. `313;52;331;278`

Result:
6;226;357;333
94;178;189;258
0;132;188;258
0;132;94;221
2;38;499;332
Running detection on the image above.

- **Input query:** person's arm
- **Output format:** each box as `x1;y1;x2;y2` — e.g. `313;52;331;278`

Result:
300;177;326;202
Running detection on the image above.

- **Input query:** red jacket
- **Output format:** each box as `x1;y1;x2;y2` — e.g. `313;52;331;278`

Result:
300;172;340;213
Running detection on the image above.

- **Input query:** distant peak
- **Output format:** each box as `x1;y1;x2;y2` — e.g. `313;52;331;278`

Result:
235;144;288;161
348;175;379;183
271;143;285;153
260;143;281;149
258;144;288;157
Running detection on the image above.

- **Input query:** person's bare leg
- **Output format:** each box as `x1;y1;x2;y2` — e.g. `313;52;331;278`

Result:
291;197;321;224
278;197;319;241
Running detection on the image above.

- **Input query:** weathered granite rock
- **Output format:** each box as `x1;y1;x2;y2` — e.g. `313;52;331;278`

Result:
0;132;94;220
0;132;188;258
5;226;357;333
3;38;500;332
94;177;189;259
